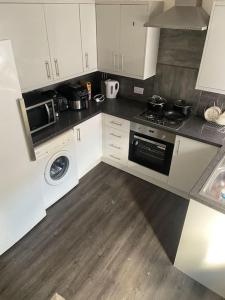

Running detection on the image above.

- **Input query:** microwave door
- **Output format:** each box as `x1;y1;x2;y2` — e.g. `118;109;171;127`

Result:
27;100;55;134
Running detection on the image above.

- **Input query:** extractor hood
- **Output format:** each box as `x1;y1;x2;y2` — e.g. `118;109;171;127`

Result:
145;0;209;31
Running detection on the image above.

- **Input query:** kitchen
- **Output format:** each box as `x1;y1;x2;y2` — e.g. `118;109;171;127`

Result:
1;0;225;299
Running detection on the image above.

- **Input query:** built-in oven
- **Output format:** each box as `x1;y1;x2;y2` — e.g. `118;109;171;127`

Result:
129;122;175;175
26;99;56;134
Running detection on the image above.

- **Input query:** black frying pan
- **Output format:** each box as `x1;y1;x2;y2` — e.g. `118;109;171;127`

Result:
164;110;184;121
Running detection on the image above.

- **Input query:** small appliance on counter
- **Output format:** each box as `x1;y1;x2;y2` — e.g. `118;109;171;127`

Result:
42;90;68;117
23;92;56;134
57;84;89;111
105;79;119;99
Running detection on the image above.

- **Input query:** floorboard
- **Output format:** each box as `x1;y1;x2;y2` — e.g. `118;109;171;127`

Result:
0;163;222;300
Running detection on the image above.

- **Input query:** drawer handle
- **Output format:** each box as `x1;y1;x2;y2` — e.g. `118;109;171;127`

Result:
77;128;81;141
110;154;121;161
109;144;121;150
111;121;122;126
110;133;122;138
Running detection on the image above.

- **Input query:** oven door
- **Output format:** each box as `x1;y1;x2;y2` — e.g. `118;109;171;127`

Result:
26;99;56;134
129;131;174;175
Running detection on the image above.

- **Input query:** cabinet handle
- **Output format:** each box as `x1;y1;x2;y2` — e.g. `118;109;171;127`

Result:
176;140;181;156
54;59;60;77
110;133;122;138
113;53;116;71
85;52;89;69
110;154;121;161
109;144;121;150
110;121;122;126
120;54;124;72
45;61;51;79
77;128;81;141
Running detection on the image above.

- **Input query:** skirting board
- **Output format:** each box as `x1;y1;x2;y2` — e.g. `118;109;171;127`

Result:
101;157;189;200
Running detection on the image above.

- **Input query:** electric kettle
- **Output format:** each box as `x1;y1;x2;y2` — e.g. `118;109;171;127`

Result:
105;79;119;99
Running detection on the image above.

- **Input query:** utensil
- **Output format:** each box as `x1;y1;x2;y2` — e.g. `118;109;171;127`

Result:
174;99;192;116
148;95;167;111
216;112;225;125
204;106;221;122
164;110;184;121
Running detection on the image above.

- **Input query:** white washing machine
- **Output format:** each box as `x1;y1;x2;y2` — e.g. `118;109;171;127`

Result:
35;130;79;209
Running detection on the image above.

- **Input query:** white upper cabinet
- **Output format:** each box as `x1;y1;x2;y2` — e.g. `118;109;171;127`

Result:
0;4;52;91
96;5;120;73
96;2;163;80
80;4;97;72
44;4;83;80
196;2;225;94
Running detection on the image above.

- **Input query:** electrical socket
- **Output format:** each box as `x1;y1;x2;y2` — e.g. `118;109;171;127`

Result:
134;86;144;95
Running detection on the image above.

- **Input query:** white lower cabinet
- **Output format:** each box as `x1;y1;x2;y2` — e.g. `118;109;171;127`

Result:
102;114;130;166
73;114;102;179
168;136;218;193
175;200;225;298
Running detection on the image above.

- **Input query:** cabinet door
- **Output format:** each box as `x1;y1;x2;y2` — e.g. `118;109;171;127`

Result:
74;114;102;179
96;5;120;73
0;4;52;91
80;4;97;72
196;4;225;94
168;136;218;193
120;5;147;77
44;4;83;80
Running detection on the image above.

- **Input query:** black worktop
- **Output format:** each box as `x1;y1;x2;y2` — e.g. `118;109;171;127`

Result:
32;97;225;147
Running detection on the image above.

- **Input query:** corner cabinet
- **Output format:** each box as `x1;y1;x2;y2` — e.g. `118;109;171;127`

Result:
196;2;225;95
96;2;163;80
73;114;102;179
168;136;218;194
0;3;97;92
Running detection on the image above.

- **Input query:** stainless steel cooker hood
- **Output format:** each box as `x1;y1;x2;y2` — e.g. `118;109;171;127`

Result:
145;0;209;31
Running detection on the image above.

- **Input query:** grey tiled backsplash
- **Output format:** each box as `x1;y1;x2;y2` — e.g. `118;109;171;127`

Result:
103;29;225;116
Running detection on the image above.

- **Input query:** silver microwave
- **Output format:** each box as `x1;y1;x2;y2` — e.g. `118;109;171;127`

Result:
26;99;56;134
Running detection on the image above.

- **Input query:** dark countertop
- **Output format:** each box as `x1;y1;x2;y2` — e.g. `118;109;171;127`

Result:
191;145;225;214
33;97;225;147
32;97;225;214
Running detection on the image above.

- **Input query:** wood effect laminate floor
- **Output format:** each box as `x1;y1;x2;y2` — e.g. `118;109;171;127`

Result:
0;163;222;300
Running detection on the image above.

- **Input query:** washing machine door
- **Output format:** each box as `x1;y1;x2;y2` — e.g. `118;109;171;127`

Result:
45;151;72;186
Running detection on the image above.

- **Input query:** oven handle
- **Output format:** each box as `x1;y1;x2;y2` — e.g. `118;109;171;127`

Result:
133;135;166;150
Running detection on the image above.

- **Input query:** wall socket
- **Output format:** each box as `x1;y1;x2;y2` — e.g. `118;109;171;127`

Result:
134;86;144;95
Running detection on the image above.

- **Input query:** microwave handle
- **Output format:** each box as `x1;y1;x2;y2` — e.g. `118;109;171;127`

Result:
45;103;51;123
18;98;36;161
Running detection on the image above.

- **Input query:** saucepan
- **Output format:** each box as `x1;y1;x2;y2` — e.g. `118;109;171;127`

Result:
174;99;192;116
147;95;167;111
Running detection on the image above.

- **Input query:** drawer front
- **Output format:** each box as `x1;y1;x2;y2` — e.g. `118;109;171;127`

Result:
103;114;130;132
103;126;129;157
104;147;127;164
